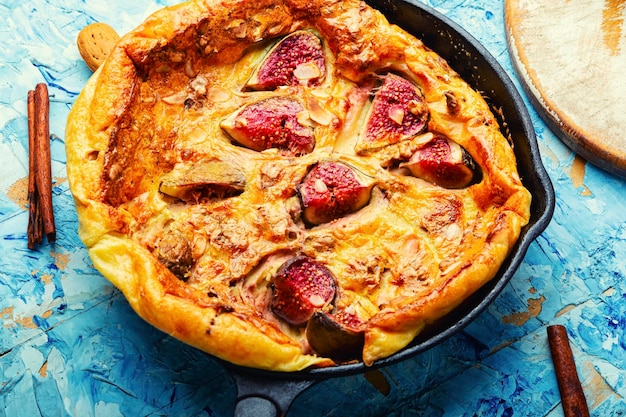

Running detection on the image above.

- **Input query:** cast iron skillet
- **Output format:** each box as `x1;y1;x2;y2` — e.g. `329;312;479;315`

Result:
219;1;556;415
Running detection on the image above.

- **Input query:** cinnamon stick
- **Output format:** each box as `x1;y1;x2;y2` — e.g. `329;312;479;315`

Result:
26;83;55;248
547;324;590;417
27;90;43;249
33;83;55;243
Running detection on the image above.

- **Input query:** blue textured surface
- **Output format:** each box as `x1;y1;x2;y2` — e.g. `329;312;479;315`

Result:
1;0;625;416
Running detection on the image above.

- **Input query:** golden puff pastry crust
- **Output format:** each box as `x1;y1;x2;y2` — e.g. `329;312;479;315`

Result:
66;0;531;371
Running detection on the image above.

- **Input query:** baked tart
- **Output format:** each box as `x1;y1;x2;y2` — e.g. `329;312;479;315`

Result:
66;0;532;371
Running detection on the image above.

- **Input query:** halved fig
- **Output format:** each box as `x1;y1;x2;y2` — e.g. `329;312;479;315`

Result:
297;161;376;225
159;160;245;202
401;133;479;188
154;231;193;281
306;310;365;360
270;256;336;326
357;73;429;154
221;96;315;155
245;31;326;90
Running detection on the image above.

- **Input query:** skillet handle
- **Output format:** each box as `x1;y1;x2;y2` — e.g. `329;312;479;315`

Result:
231;370;316;417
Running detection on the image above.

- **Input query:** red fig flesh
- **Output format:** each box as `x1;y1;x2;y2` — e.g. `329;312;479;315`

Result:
246;31;326;90
270;256;336;326
401;133;478;188
221;96;315;155
357;73;429;153
298;161;375;225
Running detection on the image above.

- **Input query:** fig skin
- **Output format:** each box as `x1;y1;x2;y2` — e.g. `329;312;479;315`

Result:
220;96;315;155
401;133;479;189
154;231;193;281
246;30;326;90
270;256;337;326
306;310;365;361
357;73;429;153
159;160;245;203
297;161;375;225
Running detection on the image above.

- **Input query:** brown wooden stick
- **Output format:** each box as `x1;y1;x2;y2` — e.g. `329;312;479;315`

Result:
33;83;56;243
547;324;590;417
27;89;43;249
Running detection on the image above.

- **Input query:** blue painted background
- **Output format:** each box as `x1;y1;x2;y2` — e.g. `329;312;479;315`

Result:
1;0;625;416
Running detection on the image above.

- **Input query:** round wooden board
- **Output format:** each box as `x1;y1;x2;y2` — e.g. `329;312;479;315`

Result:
505;0;626;178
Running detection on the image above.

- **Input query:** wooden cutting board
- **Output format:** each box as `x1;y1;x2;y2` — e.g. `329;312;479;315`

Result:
505;0;626;178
